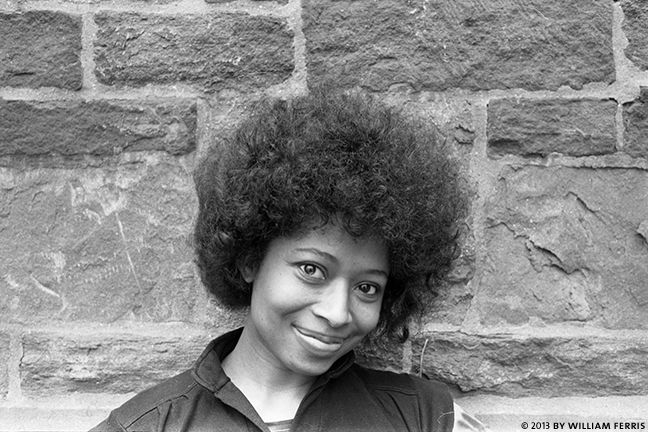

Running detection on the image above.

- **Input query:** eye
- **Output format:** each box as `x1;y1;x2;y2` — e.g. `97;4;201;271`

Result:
298;263;326;280
356;283;379;297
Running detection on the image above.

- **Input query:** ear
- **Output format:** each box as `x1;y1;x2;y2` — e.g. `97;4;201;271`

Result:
237;258;257;284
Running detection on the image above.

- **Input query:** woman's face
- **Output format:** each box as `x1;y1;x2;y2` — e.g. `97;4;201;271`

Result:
241;222;389;378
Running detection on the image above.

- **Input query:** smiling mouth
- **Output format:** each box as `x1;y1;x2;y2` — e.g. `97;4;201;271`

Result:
293;326;345;352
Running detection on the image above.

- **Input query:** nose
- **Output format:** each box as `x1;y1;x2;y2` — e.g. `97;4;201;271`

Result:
311;279;352;328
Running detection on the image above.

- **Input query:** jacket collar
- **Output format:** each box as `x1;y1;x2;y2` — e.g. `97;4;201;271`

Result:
192;327;356;393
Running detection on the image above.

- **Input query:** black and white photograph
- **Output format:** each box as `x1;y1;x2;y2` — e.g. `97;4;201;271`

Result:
0;0;647;431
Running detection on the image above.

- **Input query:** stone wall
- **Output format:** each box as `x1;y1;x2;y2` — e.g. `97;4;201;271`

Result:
1;0;647;430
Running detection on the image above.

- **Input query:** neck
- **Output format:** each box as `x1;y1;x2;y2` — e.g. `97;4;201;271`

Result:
222;325;316;422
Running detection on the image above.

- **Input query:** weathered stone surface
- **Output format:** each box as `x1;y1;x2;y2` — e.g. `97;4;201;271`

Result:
412;331;648;396
620;0;648;70
0;99;196;157
479;166;648;328
623;87;648;158
355;338;404;372
0;158;204;324
488;99;617;157
21;332;208;394
206;0;288;3
0;11;82;90
0;332;9;399
94;13;293;91
0;407;109;432
304;0;614;91
396;97;477;148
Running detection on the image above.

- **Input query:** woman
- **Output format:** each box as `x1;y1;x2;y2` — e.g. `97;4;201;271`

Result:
91;89;486;431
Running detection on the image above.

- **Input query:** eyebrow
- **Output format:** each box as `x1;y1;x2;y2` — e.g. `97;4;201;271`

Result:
294;247;337;262
293;248;389;278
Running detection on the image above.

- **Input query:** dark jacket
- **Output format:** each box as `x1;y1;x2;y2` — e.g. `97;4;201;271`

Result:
91;328;454;432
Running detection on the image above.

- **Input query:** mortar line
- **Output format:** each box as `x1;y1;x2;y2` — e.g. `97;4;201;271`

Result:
80;13;99;95
266;0;307;98
458;93;496;332
7;331;24;403
401;338;412;373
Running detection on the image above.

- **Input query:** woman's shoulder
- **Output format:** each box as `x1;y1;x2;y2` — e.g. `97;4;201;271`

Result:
90;370;199;431
350;363;453;400
346;364;455;431
346;365;490;432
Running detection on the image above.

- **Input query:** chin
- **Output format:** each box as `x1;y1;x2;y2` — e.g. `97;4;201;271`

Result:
287;353;341;377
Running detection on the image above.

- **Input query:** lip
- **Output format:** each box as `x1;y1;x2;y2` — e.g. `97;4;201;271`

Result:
293;325;345;354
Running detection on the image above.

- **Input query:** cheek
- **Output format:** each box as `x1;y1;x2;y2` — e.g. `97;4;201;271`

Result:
352;301;382;334
251;271;309;315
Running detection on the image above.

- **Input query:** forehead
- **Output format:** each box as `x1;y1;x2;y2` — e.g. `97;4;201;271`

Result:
271;222;389;270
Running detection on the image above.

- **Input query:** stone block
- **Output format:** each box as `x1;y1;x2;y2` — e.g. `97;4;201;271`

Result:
0;332;9;399
488;99;617;157
0;158;205;324
412;331;648;396
479;166;648;328
0;99;196;157
0;11;82;90
355;338;404;372
620;0;648;70
303;0;614;91
94;13;293;91
206;0;289;3
623;87;648;158
0;407;109;432
21;332;208;395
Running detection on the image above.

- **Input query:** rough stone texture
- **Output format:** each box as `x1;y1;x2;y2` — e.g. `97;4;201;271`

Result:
303;0;614;91
479;166;648;328
206;0;289;3
0;11;82;90
94;13;293;92
355;338;404;372
0;99;196;157
21;332;208;395
623;87;648;158
395;97;477;148
388;96;477;325
29;0;175;3
0;332;9;399
488;99;617;157
620;0;648;70
412;331;648;396
0;158;203;324
0;407;109;432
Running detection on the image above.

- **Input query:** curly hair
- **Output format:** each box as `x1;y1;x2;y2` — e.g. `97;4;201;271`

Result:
193;89;466;341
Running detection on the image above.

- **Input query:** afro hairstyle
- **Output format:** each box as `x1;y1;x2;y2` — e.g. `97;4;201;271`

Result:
193;88;467;342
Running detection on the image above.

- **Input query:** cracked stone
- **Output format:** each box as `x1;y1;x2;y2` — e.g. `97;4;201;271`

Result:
94;12;293;92
638;220;648;243
488;98;617;157
0;332;9;399
479;166;648;328
623;87;648;158
304;0;614;91
0;99;197;157
620;0;648;70
21;332;207;395
0;158;206;324
411;331;648;396
0;11;82;89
